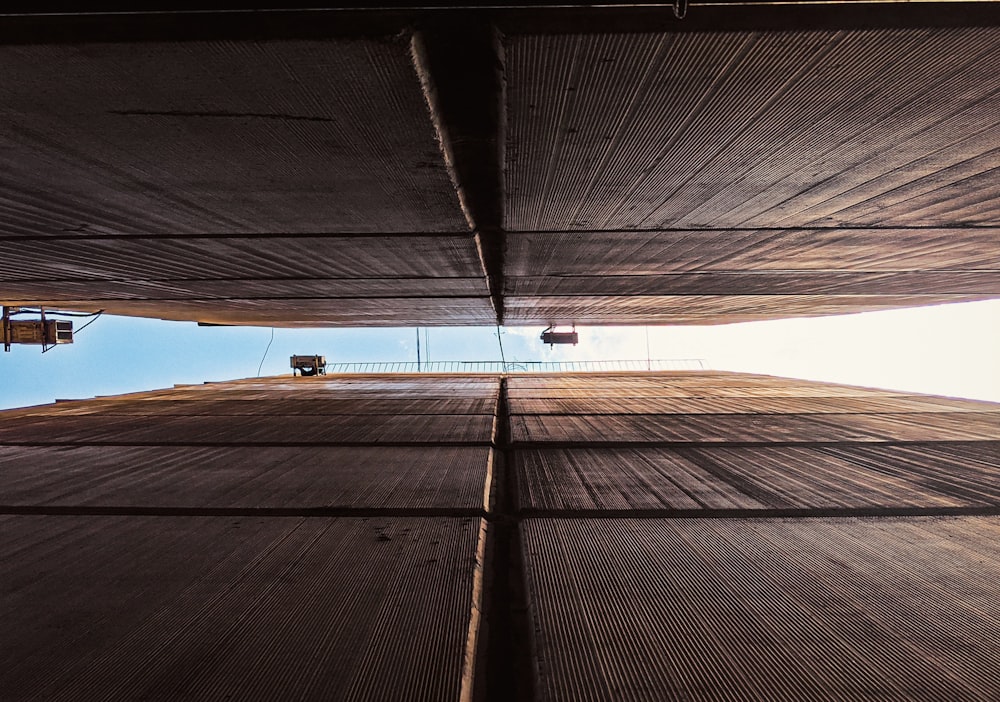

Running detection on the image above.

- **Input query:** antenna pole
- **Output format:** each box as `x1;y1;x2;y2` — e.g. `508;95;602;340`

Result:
645;326;651;371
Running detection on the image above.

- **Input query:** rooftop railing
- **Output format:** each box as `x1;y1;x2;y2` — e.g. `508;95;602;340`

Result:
321;358;707;374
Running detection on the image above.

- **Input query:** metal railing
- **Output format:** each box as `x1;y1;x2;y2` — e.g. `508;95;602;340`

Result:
321;359;707;374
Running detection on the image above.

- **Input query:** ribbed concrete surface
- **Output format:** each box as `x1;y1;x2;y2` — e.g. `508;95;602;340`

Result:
505;373;965;397
0;35;495;326
3;11;998;326
0;234;494;325
1;236;484;280
0;411;497;444
517;444;1000;511
507;373;1000;444
522;517;1000;702
8;397;496;417
0;375;501;445
503;25;1000;324
5;371;1000;700
0;374;498;701
509;395;1000;414
2;515;486;702
511;373;1000;700
0;445;493;509
510;411;1000;443
505;30;1000;230
503;294;995;326
506;229;1000;273
0;41;465;235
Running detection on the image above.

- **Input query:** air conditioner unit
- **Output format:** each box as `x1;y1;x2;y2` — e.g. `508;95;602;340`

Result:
290;355;327;376
2;320;73;347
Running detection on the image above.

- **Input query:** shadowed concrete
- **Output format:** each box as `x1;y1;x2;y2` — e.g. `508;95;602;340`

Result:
1;4;998;325
4;371;1000;700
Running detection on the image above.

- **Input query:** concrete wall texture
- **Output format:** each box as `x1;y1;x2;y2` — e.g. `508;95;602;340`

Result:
3;5;1000;700
4;371;1000;700
1;4;998;326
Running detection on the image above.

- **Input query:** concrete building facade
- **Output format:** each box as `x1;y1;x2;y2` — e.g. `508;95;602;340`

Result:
1;3;998;326
4;371;1000;700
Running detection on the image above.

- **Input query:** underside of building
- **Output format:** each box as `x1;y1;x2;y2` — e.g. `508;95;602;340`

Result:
1;3;998;326
4;371;1000;700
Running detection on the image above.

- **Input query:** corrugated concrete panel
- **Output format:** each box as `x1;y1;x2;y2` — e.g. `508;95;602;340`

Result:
3;19;998;326
509;395;1000;415
504;227;1000;323
0;412;496;445
808;411;1000;442
5;370;1000;701
1;515;486;701
511;412;1000;443
522;517;1000;702
206;376;502;398
516;448;764;511
505;371;854;388
0;236;484;281
507;229;1000;274
516;445;1000;511
20;397;497;417
0;37;506;326
837;440;1000;469
0;235;495;325
505;30;1000;230
0;40;465;236
21;297;496;326
1;277;490;301
511;413;862;444
504;293;991;325
505;373;950;399
0;445;493;510
500;26;1000;324
1;372;499;423
506;270;1000;296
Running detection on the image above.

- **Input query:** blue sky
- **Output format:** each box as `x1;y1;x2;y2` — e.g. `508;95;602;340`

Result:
2;299;999;410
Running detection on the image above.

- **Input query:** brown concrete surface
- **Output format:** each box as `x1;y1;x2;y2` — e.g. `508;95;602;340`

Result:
0;445;493;509
4;371;1000;700
1;5;998;326
516;444;1000;511
3;515;486;702
0;374;498;701
507;372;1000;700
522;516;1000;702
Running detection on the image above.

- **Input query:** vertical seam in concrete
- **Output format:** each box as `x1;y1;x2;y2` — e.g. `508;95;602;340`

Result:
411;31;477;233
480;375;537;701
410;25;507;325
483;443;496;514
461;517;489;702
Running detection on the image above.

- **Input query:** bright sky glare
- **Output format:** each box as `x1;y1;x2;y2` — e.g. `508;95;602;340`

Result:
2;299;998;411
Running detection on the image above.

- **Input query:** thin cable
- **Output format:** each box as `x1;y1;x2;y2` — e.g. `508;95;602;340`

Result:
495;324;507;373
256;327;274;377
9;308;104;317
40;310;104;353
74;311;103;334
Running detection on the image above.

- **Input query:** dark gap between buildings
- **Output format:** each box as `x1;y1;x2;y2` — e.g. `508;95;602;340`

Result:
480;377;536;702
